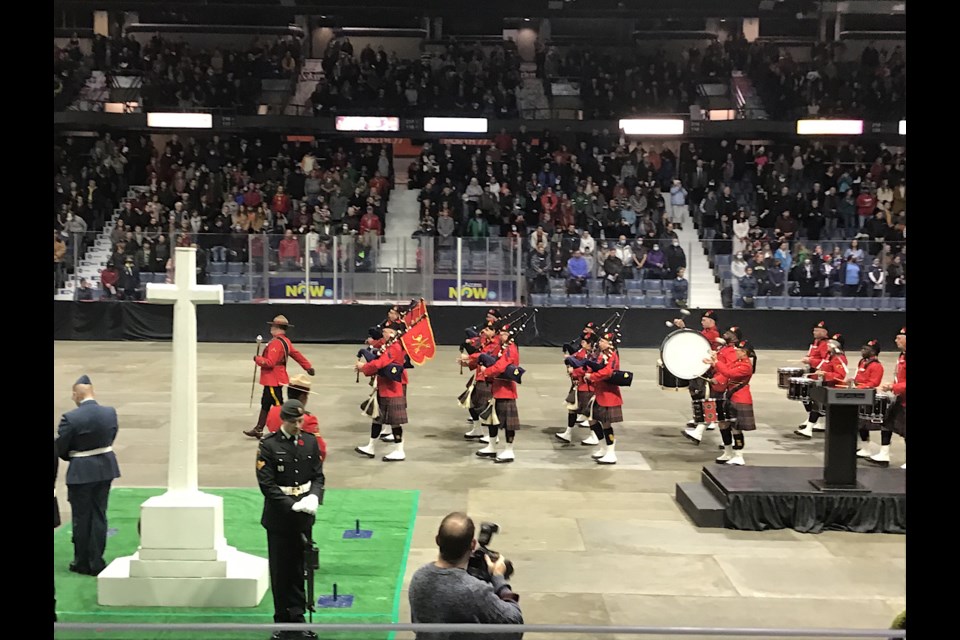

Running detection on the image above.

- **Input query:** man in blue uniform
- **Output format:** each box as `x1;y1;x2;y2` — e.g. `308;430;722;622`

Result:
55;375;121;576
257;399;326;640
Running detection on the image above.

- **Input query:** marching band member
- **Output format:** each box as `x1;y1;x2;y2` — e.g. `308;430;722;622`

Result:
556;332;599;445
367;305;404;443
796;333;849;439
707;339;757;466
673;310;722;436
794;320;831;438
868;327;906;468
354;322;409;462
462;310;504;437
853;339;885;459
476;323;522;464
244;315;315;439
684;325;742;445
584;331;623;465
460;322;500;441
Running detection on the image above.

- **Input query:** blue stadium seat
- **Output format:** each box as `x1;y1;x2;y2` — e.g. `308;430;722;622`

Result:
626;279;644;291
715;255;731;269
755;297;769;309
836;297;856;310
661;280;674;292
646;294;666;308
549;294;568;307
801;296;822;310
892;297;907;311
626;292;645;307
642;281;662;294
769;296;789;309
226;262;245;274
607;294;626;307
788;297;804;309
529;294;548;307
208;262;226;274
568;294;588;307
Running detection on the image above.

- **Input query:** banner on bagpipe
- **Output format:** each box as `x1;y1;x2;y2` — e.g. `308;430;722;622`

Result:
400;300;437;366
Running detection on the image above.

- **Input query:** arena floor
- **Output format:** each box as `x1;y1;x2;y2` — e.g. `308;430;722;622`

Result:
53;342;906;639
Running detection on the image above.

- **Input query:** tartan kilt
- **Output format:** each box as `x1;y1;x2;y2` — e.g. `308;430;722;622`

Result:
728;402;757;431
591;402;623;426
857;416;883;432
883;402;906;438
495;399;521;431
576;391;594;415
471;380;493;411
378;395;408;425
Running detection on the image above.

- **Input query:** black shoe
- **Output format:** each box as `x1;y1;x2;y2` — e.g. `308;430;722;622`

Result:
69;563;95;576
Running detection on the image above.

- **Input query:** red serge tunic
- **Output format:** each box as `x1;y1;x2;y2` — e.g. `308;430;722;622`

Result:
713;357;754;404
255;335;313;387
854;357;884;389
483;343;520;399
893;353;906;407
361;342;406;397
591;351;623;407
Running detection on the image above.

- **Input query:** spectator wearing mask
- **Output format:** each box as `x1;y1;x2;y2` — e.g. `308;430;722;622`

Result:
566;250;589;293
437;208;456;248
856;189;877;228
278;229;301;270
731;252;747;300
673;267;689;308
773;210;798;245
645;243;666;279
614;236;635;280
665;238;686;278
669;179;688;227
886;255;905;297
732;212;750;255
796;258;818;297
360;206;383;247
839;255;862;296
100;262;119;299
867;258;885;297
466;209;490;241
528;244;549;294
774;242;793;276
119;255;141;300
739;267;759;308
579;230;596;273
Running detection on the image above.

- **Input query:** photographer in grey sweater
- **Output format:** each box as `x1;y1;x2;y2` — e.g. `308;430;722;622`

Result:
409;512;523;640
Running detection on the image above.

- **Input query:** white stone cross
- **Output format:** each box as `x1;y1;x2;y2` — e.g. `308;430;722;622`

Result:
146;247;223;493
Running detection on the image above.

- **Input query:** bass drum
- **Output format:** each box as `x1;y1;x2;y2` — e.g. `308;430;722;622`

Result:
660;329;712;382
658;363;689;390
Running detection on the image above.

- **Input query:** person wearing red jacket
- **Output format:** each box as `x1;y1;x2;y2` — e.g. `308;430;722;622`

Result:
708;339;756;466
853;339;885;459
359;206;383;246
459;309;502;437
460;323;500;441
271;186;291;216
674;310;722;435
856;189;877;228
354;322;409;462
795;320;831;436
555;333;598;445
476;324;521;463
869;327;906;468
366;305;408;443
244;315;315;439
264;374;327;461
684;325;742;445
797;335;850;438
584;331;623;465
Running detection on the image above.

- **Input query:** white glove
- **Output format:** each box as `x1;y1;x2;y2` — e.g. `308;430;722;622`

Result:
292;494;319;516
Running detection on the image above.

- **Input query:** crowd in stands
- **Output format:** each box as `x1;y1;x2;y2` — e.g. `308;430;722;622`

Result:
55;34;89;111
542;36;748;118
752;40;906;120
309;38;521;118
54;133;396;297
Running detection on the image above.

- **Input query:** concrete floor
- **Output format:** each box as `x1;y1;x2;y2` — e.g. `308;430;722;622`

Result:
54;342;906;638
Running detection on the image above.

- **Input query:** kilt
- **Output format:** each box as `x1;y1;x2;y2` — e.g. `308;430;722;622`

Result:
857;416;883;432
728;402;757;431
883;402;906;438
471;380;493;411
378;394;408;426
591;402;623;426
576;391;594;415
494;399;521;431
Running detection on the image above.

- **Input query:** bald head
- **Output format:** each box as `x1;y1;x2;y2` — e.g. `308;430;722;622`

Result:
72;383;94;406
436;512;475;564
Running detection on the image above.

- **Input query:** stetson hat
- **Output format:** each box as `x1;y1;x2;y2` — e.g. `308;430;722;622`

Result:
288;374;312;392
268;315;293;328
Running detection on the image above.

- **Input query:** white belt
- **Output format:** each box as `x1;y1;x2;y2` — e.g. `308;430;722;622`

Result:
68;446;113;458
279;481;311;496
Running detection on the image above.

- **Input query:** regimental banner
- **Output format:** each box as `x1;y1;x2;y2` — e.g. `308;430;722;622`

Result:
400;300;436;366
269;277;338;299
433;279;515;302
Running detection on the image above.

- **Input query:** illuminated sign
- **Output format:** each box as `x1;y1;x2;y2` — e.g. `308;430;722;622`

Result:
335;116;400;132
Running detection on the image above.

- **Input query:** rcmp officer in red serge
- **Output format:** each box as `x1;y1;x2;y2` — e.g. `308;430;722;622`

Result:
354;321;409;461
257;399;325;639
673;310;722;436
867;327;906;468
853;339;885;459
55;374;121;576
245;315;315;439
265;374;327;462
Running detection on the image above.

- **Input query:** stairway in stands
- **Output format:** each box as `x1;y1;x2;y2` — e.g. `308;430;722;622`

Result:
731;71;768;119
54;185;151;300
285;59;324;115
377;158;420;271
675;212;723;309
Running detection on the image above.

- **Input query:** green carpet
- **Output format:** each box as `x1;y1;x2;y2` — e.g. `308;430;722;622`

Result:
54;488;419;639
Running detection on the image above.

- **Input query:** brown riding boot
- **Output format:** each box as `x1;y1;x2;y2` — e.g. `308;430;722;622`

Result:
243;409;269;438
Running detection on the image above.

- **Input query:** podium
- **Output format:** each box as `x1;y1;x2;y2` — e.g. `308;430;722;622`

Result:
808;386;875;493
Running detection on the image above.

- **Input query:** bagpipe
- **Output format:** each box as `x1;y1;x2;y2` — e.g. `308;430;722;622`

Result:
477;310;538;425
367;298;419;342
567;309;634;387
357;313;428;384
460;307;528;373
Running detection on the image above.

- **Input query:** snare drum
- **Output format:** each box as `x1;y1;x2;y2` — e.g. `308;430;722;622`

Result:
658;363;690;390
692;398;730;424
859;391;895;423
787;377;818;401
660;329;712;382
777;367;805;389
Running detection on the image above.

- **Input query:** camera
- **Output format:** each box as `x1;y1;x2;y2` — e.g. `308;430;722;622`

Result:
466;522;514;582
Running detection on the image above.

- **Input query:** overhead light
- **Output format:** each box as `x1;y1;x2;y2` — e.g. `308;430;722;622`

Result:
899;120;906;135
619;118;685;136
147;112;212;129
796;119;863;135
335;116;399;132
523;17;531;22
424;117;488;133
